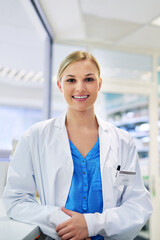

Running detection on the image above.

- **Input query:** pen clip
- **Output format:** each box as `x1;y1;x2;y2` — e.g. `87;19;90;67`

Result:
117;165;121;171
115;165;121;177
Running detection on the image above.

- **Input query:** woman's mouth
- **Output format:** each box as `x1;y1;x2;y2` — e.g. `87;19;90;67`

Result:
72;95;89;100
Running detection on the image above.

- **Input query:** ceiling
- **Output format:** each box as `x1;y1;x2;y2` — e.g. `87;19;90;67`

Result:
1;0;160;86
39;0;160;54
0;0;45;81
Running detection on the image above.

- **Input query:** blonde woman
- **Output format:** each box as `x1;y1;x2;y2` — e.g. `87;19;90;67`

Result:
3;51;152;240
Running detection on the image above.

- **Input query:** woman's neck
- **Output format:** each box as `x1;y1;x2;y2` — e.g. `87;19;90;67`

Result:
66;108;98;129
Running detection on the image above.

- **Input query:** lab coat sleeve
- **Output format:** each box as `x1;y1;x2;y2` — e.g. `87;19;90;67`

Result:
2;134;70;239
84;136;152;240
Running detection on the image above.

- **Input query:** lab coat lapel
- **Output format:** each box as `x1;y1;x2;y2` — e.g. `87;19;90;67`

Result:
97;116;112;167
54;113;72;161
60;126;72;160
97;116;118;208
53;113;73;206
99;127;111;167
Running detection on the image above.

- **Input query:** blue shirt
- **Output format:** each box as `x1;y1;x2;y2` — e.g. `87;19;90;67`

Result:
65;137;103;240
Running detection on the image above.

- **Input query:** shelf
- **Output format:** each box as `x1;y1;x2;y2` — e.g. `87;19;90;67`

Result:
130;131;148;138
113;116;148;127
105;100;148;115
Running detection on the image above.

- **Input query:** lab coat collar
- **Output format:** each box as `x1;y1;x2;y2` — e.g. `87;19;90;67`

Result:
54;111;67;129
54;112;74;162
96;115;110;132
54;112;112;167
54;111;110;132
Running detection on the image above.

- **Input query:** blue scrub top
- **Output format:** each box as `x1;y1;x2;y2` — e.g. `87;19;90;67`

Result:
65;137;104;240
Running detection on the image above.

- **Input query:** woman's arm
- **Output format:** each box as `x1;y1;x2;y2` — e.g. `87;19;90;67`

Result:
2;134;70;239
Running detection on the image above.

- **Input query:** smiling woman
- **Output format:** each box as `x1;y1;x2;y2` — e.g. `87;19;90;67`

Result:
3;51;152;240
57;57;102;114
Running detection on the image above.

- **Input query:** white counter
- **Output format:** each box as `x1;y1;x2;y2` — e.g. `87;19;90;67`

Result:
0;198;6;217
0;160;9;197
0;216;40;240
0;199;41;240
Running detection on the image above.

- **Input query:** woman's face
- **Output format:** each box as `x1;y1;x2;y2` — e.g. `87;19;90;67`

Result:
57;60;102;113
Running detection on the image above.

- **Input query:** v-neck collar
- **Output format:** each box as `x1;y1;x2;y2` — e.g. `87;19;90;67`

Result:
69;137;99;159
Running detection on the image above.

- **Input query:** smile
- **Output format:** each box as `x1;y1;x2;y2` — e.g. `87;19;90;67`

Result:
72;95;89;99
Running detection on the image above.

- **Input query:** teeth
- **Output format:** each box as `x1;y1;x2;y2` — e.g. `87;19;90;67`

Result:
73;95;88;99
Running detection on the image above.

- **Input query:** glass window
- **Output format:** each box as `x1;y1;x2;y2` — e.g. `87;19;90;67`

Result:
0;106;41;150
0;0;44;154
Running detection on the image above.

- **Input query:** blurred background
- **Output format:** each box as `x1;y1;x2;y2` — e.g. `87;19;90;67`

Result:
1;0;160;239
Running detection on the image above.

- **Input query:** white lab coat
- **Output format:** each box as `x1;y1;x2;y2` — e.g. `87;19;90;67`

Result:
3;113;152;240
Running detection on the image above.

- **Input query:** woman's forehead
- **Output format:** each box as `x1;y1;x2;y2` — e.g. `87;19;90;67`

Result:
62;60;99;76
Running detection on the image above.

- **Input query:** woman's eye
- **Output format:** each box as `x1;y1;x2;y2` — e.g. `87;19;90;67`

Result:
67;78;75;82
85;78;94;82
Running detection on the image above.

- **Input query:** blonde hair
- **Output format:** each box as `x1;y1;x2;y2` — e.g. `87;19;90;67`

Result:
57;50;101;81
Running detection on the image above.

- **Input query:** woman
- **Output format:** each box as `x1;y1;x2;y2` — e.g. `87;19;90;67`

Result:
3;51;152;240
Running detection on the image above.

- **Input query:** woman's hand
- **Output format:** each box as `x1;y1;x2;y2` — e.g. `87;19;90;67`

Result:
56;207;89;240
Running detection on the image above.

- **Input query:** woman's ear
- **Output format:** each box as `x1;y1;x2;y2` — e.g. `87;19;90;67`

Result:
57;80;63;93
98;78;102;91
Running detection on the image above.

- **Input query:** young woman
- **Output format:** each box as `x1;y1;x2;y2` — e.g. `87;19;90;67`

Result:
3;51;152;240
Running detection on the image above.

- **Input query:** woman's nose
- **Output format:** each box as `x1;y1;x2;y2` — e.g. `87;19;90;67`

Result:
76;81;85;92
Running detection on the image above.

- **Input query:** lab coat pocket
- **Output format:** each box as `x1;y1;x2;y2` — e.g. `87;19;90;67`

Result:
114;171;136;187
114;184;125;207
108;166;125;205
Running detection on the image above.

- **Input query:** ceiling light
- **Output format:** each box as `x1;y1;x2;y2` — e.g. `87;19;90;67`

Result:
15;70;26;81
151;16;160;27
23;71;35;82
8;68;18;79
0;67;10;77
32;72;43;82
